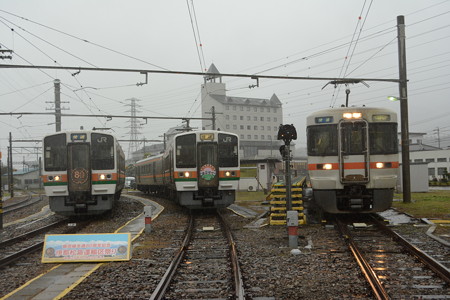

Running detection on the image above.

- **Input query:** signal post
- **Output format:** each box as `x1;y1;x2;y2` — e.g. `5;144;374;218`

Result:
277;124;298;248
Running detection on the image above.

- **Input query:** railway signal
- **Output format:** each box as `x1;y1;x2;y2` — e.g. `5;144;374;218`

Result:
277;124;298;248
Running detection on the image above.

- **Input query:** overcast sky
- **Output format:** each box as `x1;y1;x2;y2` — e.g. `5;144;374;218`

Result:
1;0;449;165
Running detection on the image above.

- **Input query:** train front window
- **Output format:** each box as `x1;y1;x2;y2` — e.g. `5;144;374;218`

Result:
307;125;338;156
218;133;238;167
369;123;398;154
176;134;196;168
91;133;114;170
44;133;67;171
340;121;367;155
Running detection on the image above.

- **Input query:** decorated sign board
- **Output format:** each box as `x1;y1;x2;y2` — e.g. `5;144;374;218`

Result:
42;233;131;263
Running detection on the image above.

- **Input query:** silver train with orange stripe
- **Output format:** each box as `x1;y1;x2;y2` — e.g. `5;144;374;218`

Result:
135;130;240;209
42;131;125;216
307;106;399;213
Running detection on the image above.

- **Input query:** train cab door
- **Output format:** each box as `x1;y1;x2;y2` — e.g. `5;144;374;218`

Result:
338;120;369;183
197;143;219;188
67;143;91;193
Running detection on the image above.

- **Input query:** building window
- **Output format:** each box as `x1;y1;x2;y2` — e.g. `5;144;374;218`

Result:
226;124;230;129
267;117;271;122
240;116;243;120
260;126;264;130
268;126;271;131
233;115;237;120
254;126;258;130
437;158;447;162
226;115;229;120
254;135;258;139
233;125;237;129
254;116;257;121
414;159;423;163
254;107;257;112
247;125;251;130
426;158;435;163
428;168;435;176
240;125;244;129
240;106;244;111
438;167;448;175
247;135;251;139
260;117;264;121
240;134;244;139
261;135;265;140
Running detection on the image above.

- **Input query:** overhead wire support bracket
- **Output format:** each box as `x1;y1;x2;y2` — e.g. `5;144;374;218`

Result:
249;76;259;89
321;79;369;90
136;72;148;86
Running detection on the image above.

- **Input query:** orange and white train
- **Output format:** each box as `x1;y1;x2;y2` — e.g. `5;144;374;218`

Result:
307;106;399;213
135;130;240;209
42;131;125;216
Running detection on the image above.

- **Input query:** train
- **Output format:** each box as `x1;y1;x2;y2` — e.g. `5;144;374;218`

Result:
306;106;399;213
135;130;240;209
42;130;125;216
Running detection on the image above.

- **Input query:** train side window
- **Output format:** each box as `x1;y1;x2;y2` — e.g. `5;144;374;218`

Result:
176;134;196;168
92;133;114;170
44;133;67;171
307;125;338;156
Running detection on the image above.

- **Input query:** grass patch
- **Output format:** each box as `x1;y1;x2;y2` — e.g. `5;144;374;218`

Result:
393;190;450;219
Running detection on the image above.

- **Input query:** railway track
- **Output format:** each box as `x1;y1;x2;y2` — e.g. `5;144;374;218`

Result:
150;210;245;300
0;218;89;268
335;214;450;299
2;193;43;215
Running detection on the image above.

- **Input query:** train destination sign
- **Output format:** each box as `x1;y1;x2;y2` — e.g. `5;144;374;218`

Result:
42;233;131;263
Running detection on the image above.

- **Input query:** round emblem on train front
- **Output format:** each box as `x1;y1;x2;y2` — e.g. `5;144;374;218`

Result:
200;164;216;181
71;168;89;184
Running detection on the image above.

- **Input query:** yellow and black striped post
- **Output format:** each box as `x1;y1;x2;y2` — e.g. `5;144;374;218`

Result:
266;176;307;226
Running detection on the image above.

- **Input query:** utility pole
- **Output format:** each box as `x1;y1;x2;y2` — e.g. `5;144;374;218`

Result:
8;133;14;198
46;79;68;132
54;79;61;132
0;151;3;230
205;106;221;130
397;15;411;203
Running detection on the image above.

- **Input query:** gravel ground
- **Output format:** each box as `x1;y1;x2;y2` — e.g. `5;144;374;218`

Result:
1;193;449;300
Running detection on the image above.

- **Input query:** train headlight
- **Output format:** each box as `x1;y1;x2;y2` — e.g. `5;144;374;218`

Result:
343;112;362;119
54;175;61;181
317;164;333;170
376;162;384;169
225;171;231;177
184;171;190;178
323;163;333;170
99;174;111;180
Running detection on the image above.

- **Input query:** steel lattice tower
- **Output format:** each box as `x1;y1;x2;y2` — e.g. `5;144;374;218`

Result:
125;98;142;160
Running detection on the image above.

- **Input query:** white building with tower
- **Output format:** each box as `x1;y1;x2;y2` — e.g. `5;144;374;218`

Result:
201;64;284;159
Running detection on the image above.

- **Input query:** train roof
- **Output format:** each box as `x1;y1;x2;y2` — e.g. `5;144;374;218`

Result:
135;153;163;165
43;130;117;138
